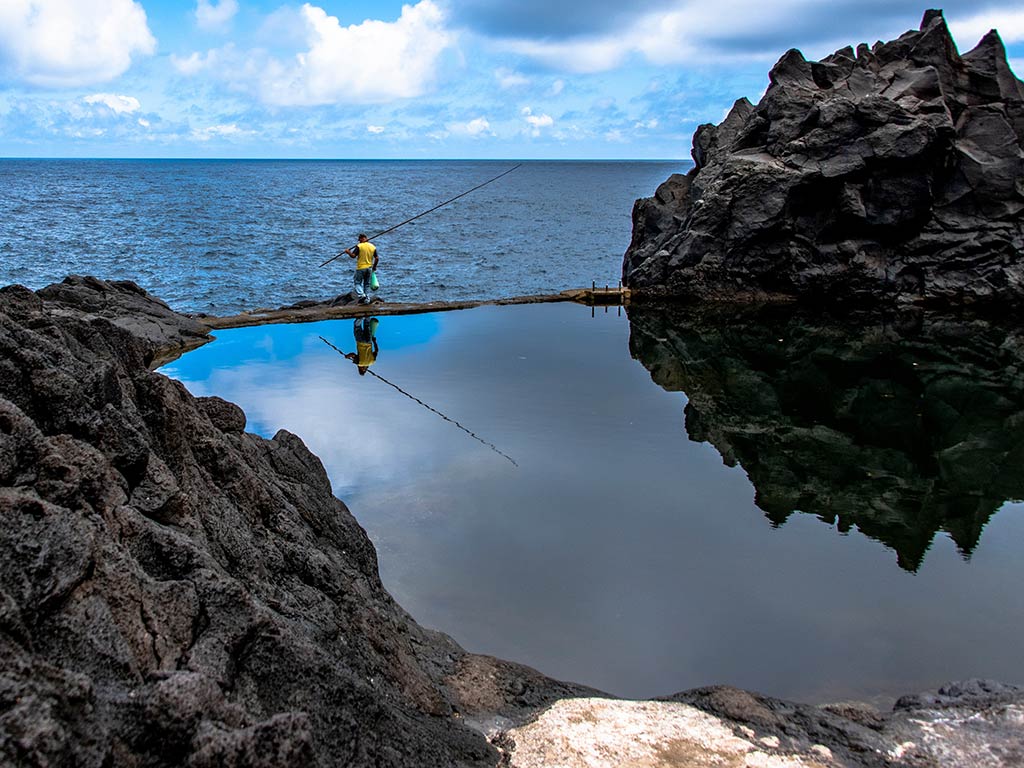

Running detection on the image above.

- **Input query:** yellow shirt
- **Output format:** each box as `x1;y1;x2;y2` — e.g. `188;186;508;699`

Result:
356;341;376;367
355;242;377;270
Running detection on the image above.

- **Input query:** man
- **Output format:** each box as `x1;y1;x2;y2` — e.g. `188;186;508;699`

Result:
344;316;379;376
345;233;378;305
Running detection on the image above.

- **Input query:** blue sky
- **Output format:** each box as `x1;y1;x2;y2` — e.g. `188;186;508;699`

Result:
1;1;1022;159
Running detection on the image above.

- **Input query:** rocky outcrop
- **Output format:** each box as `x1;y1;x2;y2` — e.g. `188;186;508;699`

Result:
501;681;1024;768
624;10;1024;305
35;276;213;367
4;276;1024;767
628;302;1024;571
0;279;595;767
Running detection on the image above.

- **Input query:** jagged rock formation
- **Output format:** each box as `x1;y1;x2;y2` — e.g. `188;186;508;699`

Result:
0;277;591;767
624;10;1024;305
628;302;1024;570
3;276;1023;767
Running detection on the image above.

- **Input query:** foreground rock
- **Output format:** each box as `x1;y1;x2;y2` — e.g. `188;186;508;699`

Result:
0;278;593;767
504;682;1024;768
2;277;1022;766
624;10;1024;305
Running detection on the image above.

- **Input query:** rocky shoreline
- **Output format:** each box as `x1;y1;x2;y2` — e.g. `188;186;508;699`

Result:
2;275;1023;767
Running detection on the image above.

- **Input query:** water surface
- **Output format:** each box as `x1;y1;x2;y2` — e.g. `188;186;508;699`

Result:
0;159;680;314
161;302;1024;702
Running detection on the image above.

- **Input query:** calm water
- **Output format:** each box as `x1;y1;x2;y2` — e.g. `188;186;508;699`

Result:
0;159;681;314
161;302;1024;703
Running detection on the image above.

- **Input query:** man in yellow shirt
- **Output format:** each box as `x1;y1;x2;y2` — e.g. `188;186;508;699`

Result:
345;233;379;305
344;317;379;376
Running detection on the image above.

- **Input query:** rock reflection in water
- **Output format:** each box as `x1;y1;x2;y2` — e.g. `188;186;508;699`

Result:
628;303;1024;571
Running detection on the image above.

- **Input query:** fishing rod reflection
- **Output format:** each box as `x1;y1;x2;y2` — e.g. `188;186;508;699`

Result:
319;326;518;467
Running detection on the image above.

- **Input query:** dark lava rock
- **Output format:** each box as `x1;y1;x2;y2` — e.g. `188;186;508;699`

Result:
36;276;212;366
0;279;592;767
623;10;1024;306
628;301;1024;571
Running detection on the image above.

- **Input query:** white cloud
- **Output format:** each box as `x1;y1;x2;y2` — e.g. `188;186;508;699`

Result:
0;0;156;87
549;79;565;96
367;124;385;133
604;128;625;142
521;106;553;136
466;116;491;135
138;117;150;128
495;67;530;89
502;36;628;74
495;2;1024;74
445;116;492;137
191;123;252;141
633;118;658;130
196;0;239;32
170;49;220;75
83;93;141;114
949;9;1024;45
256;1;455;106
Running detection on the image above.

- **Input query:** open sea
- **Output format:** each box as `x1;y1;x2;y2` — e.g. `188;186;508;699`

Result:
0;159;683;314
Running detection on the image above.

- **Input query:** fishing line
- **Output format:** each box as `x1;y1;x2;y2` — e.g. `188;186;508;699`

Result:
319;164;523;268
320;336;519;467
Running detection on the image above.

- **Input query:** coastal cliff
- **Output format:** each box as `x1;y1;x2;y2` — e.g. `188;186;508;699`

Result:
623;10;1024;304
2;276;1023;767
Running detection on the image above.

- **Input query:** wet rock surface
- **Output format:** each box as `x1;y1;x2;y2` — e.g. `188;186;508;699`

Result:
35;276;212;367
2;277;1022;767
628;301;1024;571
623;10;1024;305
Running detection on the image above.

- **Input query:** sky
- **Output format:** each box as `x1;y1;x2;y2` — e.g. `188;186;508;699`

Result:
0;0;1022;159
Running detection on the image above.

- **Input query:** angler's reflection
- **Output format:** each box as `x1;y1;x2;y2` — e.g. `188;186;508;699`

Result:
345;316;379;376
319;329;517;466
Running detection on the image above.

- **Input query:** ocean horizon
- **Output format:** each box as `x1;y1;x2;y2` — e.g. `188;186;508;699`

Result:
0;158;686;315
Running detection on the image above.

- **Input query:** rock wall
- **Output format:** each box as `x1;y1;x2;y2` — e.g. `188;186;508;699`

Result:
623;10;1024;305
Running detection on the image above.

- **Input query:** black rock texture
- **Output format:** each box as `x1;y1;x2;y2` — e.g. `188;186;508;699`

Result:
623;10;1024;305
0;278;591;767
628;302;1024;571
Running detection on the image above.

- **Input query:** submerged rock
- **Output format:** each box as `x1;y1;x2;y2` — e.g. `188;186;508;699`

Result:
623;10;1024;305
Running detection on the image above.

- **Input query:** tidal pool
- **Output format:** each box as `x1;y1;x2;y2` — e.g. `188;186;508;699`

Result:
161;302;1024;703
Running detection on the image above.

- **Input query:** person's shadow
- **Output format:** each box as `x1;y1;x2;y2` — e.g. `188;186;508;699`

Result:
344;316;380;376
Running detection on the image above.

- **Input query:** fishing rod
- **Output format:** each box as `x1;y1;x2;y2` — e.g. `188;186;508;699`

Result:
319;163;523;268
320;336;519;467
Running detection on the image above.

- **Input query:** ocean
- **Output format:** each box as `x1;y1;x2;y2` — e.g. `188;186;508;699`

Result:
0;159;684;314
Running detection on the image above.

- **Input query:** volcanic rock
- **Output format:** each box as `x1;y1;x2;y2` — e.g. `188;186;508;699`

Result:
0;279;593;767
623;10;1024;305
3;277;1024;767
